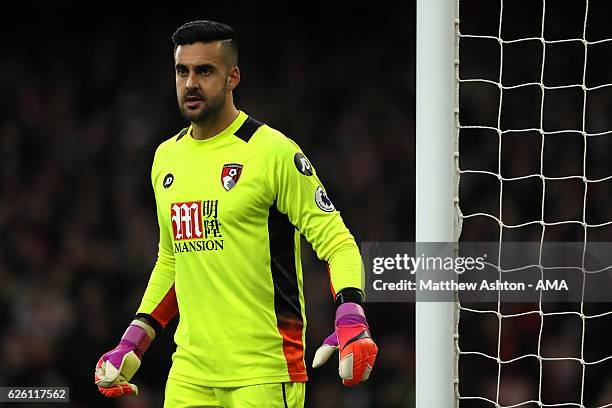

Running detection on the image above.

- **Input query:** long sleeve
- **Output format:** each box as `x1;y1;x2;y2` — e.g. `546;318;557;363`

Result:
266;132;363;295
136;149;178;329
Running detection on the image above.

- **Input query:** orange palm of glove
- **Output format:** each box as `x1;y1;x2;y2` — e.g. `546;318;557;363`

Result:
312;302;378;386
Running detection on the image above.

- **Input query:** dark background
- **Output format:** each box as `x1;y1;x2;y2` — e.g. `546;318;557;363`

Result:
3;1;612;407
0;4;415;408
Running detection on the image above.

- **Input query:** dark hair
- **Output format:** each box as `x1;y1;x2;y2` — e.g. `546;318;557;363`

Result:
172;20;238;66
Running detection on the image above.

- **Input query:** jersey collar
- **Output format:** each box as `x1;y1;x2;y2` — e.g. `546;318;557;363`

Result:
184;111;248;147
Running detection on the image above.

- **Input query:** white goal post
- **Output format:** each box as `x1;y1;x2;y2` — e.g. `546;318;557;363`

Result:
417;0;612;407
416;0;459;407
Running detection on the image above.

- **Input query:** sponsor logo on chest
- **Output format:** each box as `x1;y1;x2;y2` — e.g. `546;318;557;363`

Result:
171;200;224;253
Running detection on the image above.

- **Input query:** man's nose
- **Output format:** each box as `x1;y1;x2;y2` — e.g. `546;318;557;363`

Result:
185;72;197;89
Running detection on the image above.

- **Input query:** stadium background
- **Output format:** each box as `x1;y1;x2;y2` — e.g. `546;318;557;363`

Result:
0;5;414;408
3;2;612;407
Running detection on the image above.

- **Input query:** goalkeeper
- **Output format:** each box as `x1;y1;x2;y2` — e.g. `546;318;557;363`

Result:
94;20;377;407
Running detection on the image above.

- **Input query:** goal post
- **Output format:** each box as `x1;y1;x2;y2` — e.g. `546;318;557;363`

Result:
415;0;458;407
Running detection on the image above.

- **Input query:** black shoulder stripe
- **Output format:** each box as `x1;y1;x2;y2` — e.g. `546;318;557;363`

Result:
235;117;264;142
176;127;189;141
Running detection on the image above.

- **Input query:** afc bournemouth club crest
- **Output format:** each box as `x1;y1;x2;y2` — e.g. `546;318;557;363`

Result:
221;163;243;191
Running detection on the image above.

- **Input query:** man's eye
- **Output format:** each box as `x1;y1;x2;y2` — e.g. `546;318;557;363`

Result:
176;67;188;75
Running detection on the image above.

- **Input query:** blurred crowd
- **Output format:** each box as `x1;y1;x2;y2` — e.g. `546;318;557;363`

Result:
0;6;414;408
3;2;612;408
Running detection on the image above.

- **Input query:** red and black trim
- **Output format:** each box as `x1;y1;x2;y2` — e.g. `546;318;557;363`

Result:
268;203;307;382
135;284;179;336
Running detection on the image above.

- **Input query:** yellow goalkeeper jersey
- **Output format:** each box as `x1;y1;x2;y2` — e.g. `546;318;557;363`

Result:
137;111;363;387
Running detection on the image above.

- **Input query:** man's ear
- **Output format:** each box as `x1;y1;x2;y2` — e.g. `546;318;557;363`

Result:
228;66;241;91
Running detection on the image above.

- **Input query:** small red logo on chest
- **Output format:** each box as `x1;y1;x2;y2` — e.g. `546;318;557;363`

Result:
221;163;243;191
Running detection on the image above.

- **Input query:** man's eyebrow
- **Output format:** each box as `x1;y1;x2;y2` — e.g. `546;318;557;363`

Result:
194;64;215;71
175;63;215;70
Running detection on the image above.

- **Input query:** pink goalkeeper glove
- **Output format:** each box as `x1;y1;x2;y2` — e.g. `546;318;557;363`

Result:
94;320;154;397
312;302;378;386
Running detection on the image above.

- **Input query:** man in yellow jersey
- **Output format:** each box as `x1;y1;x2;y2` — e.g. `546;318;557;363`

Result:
94;20;378;407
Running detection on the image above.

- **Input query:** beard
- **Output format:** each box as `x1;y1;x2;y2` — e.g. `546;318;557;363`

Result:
179;86;227;124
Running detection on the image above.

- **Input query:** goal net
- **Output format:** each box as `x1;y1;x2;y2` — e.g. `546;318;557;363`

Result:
456;0;612;407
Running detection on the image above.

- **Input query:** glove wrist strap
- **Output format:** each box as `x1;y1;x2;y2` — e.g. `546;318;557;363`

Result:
335;302;367;324
120;324;152;358
335;287;364;308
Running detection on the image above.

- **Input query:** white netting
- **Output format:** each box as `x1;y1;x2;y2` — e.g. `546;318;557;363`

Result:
456;0;612;407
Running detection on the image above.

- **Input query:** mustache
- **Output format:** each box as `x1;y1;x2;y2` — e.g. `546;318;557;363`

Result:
184;91;205;99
